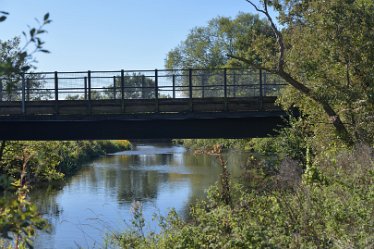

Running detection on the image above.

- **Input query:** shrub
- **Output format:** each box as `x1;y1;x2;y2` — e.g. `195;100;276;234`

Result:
112;145;373;249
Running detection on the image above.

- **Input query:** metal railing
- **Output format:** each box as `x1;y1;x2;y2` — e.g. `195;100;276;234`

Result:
0;68;286;101
0;68;287;114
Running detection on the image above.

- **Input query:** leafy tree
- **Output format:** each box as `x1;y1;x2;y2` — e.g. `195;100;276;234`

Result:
229;0;374;145
0;184;49;248
0;13;51;102
0;38;49;101
165;13;272;69
0;13;51;76
103;73;155;99
165;13;277;98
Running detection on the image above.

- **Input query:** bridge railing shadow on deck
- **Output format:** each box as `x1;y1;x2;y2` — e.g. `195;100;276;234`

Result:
0;69;287;116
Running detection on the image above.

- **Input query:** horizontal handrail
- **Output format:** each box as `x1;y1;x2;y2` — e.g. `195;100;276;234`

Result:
15;68;278;75
0;68;287;114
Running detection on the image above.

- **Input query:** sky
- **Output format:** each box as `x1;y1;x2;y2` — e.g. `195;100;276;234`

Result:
1;0;263;72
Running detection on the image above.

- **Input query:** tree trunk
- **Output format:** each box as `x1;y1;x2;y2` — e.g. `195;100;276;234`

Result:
279;71;354;145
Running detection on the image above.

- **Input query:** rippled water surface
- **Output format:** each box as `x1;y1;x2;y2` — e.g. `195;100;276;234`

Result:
31;143;247;249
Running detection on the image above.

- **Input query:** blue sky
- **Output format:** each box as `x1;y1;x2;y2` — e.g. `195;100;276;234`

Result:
1;0;262;72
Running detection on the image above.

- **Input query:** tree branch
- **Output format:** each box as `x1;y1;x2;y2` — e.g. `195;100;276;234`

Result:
244;0;267;15
244;0;286;71
227;53;276;72
241;1;353;145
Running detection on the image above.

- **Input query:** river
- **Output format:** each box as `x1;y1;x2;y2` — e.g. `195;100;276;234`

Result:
31;143;248;249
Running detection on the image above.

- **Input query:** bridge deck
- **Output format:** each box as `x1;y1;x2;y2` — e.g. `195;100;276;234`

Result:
0;96;279;116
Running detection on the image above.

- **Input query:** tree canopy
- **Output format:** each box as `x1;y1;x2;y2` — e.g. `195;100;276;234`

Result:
165;13;273;69
227;0;374;145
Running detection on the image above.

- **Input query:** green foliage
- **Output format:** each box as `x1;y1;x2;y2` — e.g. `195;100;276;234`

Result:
165;13;271;69
175;139;249;152
0;12;51;76
0;11;51;246
248;116;311;162
112;145;373;249
165;13;273;98
98;140;132;153
101;73;155;100
0;140;131;248
0;185;49;248
0;140;131;185
239;0;374;144
0;13;52;104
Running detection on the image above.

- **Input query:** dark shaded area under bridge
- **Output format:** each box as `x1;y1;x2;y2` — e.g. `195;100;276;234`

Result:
0;69;288;140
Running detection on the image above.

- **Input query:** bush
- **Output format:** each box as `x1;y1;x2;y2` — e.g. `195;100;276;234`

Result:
0;140;132;185
112;144;373;249
175;139;249;152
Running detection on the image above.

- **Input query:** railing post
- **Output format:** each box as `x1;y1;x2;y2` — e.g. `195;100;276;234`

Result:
0;78;3;101
263;71;267;96
141;75;145;99
259;69;263;110
172;74;176;99
201;72;205;98
233;73;236;97
87;70;92;114
54;72;58;100
189;68;193;112
26;78;30;101
155;69;159;112
84;77;88;100
224;68;228;111
54;71;59;114
113;76;117;99
121;69;125;112
21;73;26;114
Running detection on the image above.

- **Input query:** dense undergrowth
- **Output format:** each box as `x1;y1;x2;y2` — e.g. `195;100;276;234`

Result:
174;139;250;152
111;142;373;249
0;140;131;186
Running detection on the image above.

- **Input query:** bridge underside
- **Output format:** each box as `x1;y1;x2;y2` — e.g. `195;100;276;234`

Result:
0;111;285;140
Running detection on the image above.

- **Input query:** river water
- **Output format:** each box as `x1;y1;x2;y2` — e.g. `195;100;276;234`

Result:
31;143;248;249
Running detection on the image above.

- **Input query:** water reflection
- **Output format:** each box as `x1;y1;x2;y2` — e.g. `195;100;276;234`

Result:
31;143;247;249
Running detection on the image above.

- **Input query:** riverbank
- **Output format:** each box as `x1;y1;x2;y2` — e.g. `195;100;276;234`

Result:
0;140;132;189
0;140;132;247
29;143;246;248
174;139;250;152
173;138;278;156
111;144;374;249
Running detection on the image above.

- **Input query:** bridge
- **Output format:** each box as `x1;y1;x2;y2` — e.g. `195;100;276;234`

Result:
0;68;287;140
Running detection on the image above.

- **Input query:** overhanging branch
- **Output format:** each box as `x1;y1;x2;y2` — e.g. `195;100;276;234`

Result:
244;0;267;15
227;53;275;72
244;0;286;71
